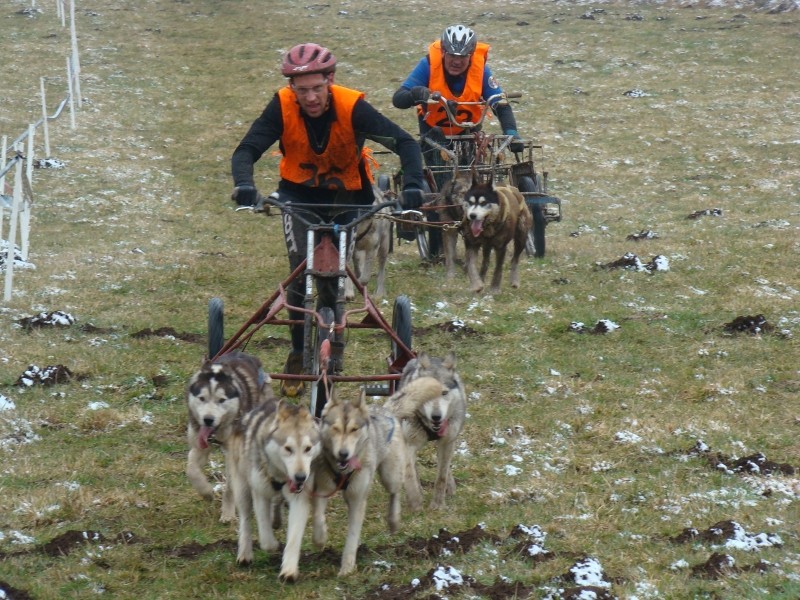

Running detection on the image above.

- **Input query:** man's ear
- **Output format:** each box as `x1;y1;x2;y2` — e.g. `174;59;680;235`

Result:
327;73;335;85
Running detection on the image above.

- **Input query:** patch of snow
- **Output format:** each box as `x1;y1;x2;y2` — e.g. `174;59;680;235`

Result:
431;565;463;591
614;430;643;444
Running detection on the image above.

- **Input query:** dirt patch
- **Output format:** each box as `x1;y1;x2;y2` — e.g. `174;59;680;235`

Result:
414;320;482;338
375;525;501;560
0;580;33;600
691;552;771;579
711;451;796;476
168;538;237;559
130;327;205;344
625;229;659;241
722;314;774;335
687;208;722;219
15;311;76;329
595;252;668;272
568;320;620;334
14;364;75;386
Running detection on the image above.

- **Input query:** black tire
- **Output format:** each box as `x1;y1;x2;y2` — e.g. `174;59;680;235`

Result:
415;180;434;260
518;176;546;258
391;295;413;362
311;306;335;418
208;297;224;358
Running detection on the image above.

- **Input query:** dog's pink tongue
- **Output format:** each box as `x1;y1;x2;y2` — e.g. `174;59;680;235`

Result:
347;456;362;471
437;419;449;438
470;220;484;237
198;426;213;449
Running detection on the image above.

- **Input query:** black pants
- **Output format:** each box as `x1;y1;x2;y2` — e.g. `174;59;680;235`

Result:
279;193;359;352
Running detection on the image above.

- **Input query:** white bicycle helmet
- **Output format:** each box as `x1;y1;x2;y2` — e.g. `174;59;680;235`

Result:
441;25;477;56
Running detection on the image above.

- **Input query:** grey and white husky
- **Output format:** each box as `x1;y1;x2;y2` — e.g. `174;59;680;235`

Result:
311;387;406;576
185;352;274;522
391;351;467;510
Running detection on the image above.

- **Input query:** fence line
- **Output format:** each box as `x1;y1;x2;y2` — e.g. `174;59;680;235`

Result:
2;0;81;302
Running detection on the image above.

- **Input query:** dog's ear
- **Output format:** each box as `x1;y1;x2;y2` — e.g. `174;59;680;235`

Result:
442;351;457;371
471;166;480;188
355;388;367;408
327;387;341;407
417;352;431;369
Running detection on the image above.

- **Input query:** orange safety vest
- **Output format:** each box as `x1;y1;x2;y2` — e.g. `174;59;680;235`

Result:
278;84;373;190
421;40;490;135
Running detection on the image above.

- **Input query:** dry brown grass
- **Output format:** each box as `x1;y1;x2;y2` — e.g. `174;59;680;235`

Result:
1;0;799;598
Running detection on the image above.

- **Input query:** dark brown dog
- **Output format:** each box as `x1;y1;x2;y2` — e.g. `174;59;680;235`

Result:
461;171;532;294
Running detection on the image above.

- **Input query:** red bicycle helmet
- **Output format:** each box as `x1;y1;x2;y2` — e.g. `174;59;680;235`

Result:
281;43;337;77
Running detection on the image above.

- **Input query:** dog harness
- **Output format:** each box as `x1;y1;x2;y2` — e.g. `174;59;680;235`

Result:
277;84;374;190
420;40;490;135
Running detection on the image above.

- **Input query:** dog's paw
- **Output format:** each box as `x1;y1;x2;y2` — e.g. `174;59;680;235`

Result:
278;569;299;584
429;498;448;511
236;553;253;566
312;526;327;548
338;559;356;577
219;510;235;524
259;538;279;552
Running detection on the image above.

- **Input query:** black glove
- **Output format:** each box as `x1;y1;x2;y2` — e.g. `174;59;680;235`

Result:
401;188;425;210
232;185;257;207
410;86;430;104
445;99;459;119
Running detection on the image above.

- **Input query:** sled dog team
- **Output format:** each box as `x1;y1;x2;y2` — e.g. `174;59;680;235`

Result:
186;351;467;581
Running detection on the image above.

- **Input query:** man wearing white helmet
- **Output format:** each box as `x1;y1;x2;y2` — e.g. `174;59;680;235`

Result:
393;25;524;256
232;42;425;397
393;24;525;157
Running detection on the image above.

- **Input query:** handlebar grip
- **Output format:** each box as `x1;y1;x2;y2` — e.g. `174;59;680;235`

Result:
505;91;523;99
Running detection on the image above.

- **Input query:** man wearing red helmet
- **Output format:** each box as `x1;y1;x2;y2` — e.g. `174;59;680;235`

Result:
231;42;425;397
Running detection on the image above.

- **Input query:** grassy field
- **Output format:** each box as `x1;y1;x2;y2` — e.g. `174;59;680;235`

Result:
1;0;799;598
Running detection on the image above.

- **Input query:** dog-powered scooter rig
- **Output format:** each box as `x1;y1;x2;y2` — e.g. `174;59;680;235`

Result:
386;91;562;261
207;196;417;418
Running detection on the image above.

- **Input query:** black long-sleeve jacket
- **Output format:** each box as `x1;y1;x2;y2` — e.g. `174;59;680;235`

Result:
232;90;424;204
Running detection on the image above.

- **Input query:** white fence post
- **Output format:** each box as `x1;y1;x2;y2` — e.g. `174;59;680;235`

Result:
0;136;6;243
3;153;23;302
66;56;76;129
40;77;52;158
70;0;82;108
21;126;35;261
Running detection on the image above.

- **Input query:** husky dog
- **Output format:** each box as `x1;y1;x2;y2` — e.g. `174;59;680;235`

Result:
462;170;532;294
345;187;391;300
185;352;274;522
436;171;470;280
312;388;406;576
391;352;467;511
232;398;321;582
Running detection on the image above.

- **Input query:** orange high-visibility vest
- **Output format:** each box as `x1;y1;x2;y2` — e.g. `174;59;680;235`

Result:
278;84;372;190
421;40;490;135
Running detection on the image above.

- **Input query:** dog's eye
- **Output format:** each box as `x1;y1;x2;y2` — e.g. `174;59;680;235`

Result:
283;445;293;455
304;445;313;454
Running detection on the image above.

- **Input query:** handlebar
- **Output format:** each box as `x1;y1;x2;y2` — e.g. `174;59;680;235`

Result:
425;91;522;130
252;194;401;231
